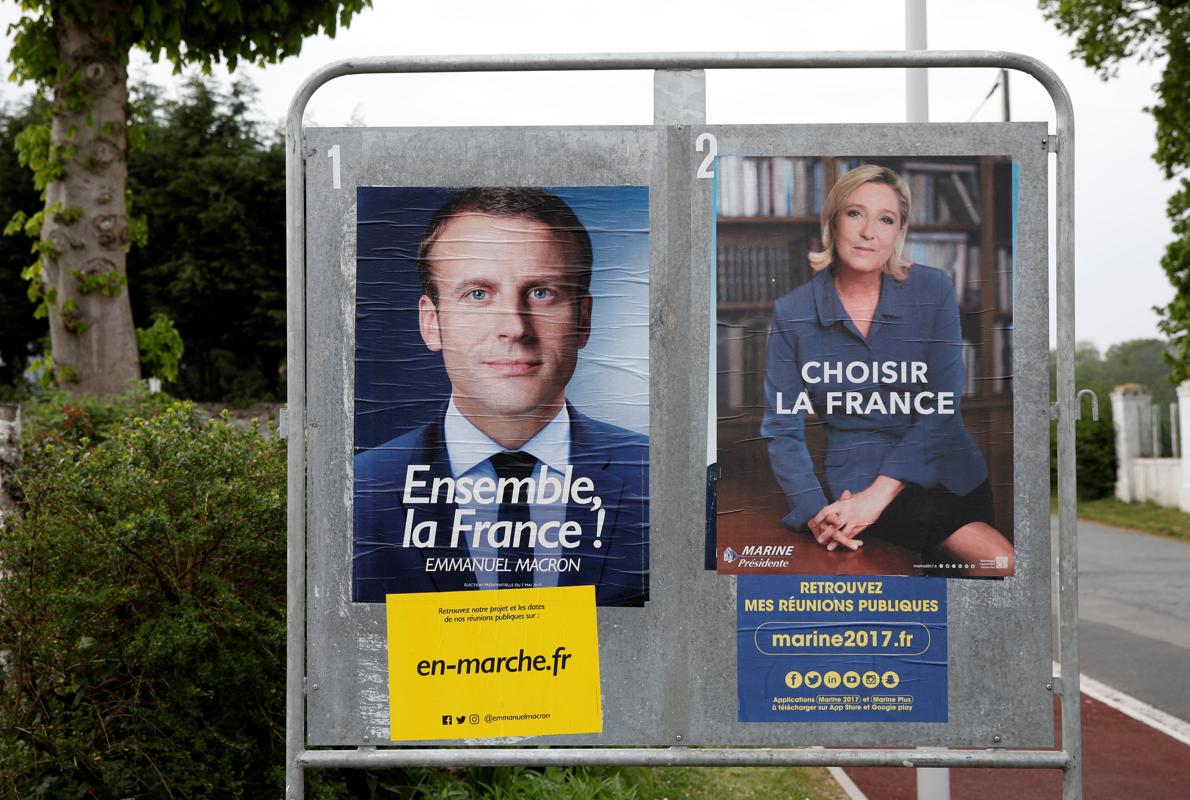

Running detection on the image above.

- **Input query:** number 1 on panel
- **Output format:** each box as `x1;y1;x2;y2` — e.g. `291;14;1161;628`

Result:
327;144;341;189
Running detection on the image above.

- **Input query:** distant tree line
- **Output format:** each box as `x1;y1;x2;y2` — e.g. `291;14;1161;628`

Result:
1050;338;1174;499
1;77;286;401
126;78;287;401
0;96;45;391
1041;1;1190;382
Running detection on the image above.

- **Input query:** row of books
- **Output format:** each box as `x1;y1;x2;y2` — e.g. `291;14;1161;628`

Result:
716;241;814;304
903;236;1014;312
992;326;1013;394
961;327;1013;396
904;161;981;225
717;322;768;412
716;234;1012;311
719;156;983;226
834;158;981;226
994;245;1013;313
960;340;979;398
717;156;827;218
904;232;979;306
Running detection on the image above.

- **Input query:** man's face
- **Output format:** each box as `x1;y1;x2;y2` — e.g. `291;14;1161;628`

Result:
418;211;592;427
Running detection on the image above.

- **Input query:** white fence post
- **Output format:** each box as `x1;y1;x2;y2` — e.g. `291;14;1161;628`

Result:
1111;384;1151;502
1171;402;1181;459
1152;404;1162;458
1178;381;1190;512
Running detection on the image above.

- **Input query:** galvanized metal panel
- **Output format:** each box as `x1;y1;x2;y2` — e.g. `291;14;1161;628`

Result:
299;119;1051;752
286;55;1082;800
302;126;666;746
302;120;1051;750
687;122;1053;747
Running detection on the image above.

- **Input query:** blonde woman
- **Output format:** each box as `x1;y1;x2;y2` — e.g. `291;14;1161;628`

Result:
760;165;1013;576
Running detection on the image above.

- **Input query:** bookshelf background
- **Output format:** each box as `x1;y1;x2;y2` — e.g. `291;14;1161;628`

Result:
716;154;1015;545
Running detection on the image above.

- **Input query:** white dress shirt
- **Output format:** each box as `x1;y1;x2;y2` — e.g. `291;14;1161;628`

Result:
443;397;571;589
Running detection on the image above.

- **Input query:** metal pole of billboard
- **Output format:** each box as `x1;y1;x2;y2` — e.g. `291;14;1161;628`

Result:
1048;51;1082;800
905;0;929;124
286;50;1080;800
904;11;950;800
1001;69;1012;122
284;75;308;800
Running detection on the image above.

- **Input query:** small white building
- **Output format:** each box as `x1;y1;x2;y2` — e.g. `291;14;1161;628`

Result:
1111;381;1190;511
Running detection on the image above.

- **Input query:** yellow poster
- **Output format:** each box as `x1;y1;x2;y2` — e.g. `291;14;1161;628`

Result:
386;585;601;741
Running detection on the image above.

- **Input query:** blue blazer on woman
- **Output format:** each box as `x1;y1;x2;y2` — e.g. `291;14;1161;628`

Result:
760;264;988;532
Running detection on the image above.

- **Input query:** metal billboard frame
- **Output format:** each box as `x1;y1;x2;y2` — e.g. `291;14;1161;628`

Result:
286;51;1081;799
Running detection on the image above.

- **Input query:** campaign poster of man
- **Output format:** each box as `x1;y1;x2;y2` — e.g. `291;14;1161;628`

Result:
353;186;650;606
715;156;1015;578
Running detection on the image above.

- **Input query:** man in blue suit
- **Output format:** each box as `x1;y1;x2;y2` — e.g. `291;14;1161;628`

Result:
353;188;648;606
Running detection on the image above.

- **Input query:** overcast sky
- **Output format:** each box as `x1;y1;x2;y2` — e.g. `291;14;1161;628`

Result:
0;0;1175;352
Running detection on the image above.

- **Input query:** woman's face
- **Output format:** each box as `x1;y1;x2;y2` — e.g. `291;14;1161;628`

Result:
833;181;904;276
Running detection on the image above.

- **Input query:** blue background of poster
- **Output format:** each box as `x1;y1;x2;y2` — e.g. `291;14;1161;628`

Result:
737;575;947;722
354;185;649;452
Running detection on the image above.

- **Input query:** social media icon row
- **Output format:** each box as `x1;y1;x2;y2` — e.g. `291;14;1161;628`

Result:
441;713;482;725
784;670;899;689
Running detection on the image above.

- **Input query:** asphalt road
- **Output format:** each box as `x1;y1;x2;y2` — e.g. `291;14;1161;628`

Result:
1073;518;1190;720
844;518;1190;799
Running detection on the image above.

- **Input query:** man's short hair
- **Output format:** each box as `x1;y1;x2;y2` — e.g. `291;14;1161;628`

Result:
416;187;594;305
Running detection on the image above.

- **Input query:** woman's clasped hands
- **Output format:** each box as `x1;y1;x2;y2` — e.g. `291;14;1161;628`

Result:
807;477;905;552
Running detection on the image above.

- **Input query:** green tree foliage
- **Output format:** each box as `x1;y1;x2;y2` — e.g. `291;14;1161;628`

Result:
3;77;291;400
136;313;184;383
1072;415;1118;500
126;78;285;400
1041;1;1190;380
0;95;48;390
0;395;676;798
1049;338;1174;498
1054;338;1176;408
0;402;288;797
5;0;370;395
8;0;371;85
18;382;174;447
0;392;830;798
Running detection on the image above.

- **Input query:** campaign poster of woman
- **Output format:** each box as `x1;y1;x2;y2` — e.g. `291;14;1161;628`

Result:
715;155;1015;578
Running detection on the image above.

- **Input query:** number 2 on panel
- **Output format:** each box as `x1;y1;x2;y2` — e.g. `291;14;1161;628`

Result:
695;132;717;179
327;144;341;189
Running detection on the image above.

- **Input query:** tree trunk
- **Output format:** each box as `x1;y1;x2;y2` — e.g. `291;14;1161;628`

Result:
0;404;20;527
40;4;140;394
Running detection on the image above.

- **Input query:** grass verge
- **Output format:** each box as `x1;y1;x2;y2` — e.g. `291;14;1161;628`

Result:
1053;494;1190;542
375;765;848;799
632;766;848;800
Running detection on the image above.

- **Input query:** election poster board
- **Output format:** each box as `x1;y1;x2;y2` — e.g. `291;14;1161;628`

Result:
353;186;650;607
300;122;1053;749
715;154;1016;580
301;126;673;747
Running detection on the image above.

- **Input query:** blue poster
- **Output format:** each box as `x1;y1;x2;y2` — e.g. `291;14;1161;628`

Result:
737;575;947;722
352;187;650;607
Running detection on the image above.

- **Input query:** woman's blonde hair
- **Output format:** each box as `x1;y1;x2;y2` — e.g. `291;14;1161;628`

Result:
808;164;912;280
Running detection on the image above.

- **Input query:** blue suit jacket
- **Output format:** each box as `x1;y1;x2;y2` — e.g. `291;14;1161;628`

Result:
760;264;988;531
353;404;649;606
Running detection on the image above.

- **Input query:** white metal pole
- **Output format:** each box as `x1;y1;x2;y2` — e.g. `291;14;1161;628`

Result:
905;0;929;122
1001;68;1011;121
907;5;946;798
